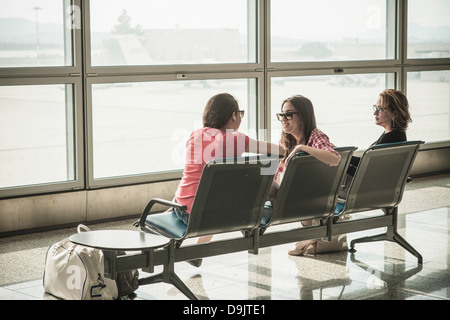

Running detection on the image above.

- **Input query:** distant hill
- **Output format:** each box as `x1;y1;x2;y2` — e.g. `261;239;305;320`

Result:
0;17;448;48
0;18;63;48
408;22;450;43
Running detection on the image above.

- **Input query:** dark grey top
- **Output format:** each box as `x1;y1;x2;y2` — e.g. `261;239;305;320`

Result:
69;230;169;251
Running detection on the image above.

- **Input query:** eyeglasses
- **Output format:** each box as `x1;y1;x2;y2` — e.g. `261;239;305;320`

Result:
276;111;298;121
236;110;245;118
372;105;388;113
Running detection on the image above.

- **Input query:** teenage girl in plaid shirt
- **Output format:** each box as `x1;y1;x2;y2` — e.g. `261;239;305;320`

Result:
266;95;341;256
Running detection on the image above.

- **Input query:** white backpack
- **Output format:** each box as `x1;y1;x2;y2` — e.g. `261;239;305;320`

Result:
43;225;118;300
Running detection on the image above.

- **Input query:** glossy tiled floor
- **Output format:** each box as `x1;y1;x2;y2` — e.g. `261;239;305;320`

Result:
1;174;449;301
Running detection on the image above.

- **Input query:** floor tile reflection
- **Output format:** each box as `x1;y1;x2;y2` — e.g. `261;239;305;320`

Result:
133;206;449;300
1;204;449;300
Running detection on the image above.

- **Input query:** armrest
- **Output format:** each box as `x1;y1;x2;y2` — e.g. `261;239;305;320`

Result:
138;198;187;230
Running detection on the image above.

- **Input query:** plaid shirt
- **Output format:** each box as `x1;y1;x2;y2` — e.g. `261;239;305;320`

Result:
277;128;340;174
307;128;340;157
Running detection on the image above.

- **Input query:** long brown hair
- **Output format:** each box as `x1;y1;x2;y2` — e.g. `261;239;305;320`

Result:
202;93;239;129
379;89;412;131
280;95;317;164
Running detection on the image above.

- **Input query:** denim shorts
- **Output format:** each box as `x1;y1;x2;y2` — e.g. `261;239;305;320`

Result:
173;199;190;225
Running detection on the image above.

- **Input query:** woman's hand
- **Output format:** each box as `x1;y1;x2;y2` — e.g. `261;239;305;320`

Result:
285;144;304;165
286;144;341;167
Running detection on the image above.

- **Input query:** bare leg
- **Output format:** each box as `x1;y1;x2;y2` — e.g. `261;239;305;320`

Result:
301;219;313;227
185;235;212;267
197;235;213;244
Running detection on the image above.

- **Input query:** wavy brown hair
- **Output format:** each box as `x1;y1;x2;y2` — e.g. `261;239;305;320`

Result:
379;89;412;131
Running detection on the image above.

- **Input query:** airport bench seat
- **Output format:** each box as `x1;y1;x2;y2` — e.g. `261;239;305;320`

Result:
332;140;424;264
129;142;423;299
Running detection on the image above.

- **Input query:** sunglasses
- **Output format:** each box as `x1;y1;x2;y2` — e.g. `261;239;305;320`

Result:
276;111;298;121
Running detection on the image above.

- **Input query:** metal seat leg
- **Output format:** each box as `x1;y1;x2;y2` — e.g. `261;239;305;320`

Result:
138;240;198;300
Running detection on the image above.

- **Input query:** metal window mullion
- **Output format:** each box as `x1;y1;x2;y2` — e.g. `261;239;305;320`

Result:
65;84;75;182
263;0;271;141
397;0;407;92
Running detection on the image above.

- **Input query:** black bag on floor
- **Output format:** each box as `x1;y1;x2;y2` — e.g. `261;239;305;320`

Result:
116;251;139;298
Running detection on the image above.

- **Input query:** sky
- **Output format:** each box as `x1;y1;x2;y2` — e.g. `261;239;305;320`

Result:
0;0;448;38
0;0;247;32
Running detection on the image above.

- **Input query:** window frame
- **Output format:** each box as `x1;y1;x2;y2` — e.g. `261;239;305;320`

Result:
0;0;83;78
85;72;265;188
0;0;84;198
266;0;400;69
404;64;450;144
405;0;450;63
266;67;399;141
83;0;264;76
0;76;85;198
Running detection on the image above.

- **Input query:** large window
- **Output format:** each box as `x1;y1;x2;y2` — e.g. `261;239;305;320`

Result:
270;0;395;62
407;0;450;59
0;0;81;197
0;0;75;68
0;0;449;199
0;82;79;190
90;78;257;182
89;0;257;66
407;70;450;142
270;73;396;147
